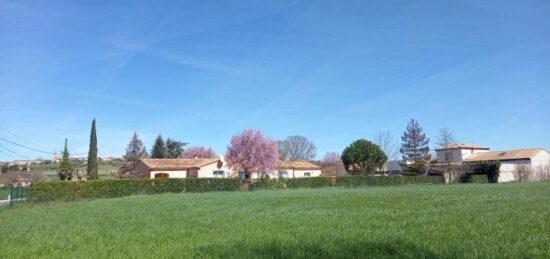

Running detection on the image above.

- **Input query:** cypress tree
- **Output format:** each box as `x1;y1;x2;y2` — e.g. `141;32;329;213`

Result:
87;118;98;180
151;134;167;158
58;138;73;181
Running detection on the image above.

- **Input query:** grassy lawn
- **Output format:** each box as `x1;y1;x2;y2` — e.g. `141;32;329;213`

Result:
1;183;549;258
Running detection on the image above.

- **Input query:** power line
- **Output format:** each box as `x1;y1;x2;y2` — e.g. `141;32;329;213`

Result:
0;148;19;159
0;126;52;151
0;137;54;154
0;144;31;160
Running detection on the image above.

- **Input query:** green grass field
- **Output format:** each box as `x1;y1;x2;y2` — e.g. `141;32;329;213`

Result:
1;183;549;258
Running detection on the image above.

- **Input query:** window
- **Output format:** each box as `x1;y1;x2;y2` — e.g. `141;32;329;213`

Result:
213;170;225;178
278;171;289;179
304;172;311;177
154;173;169;179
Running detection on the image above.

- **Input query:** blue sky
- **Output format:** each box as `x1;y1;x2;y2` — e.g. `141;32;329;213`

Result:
1;0;549;161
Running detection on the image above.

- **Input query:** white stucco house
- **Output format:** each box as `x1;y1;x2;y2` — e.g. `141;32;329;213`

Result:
135;157;232;179
135;158;322;179
251;160;322;179
435;144;550;182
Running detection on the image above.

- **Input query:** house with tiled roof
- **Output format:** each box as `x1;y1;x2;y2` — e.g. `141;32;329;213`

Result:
134;157;231;179
135;157;322;179
435;144;550;182
252;160;322;179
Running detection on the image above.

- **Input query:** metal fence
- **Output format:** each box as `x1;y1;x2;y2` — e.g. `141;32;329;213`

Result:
10;186;29;206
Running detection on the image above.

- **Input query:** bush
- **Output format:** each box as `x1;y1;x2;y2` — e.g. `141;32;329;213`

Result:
335;175;442;187
29;178;241;202
467;161;500;183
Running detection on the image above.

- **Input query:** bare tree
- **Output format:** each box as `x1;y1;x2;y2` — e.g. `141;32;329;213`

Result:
323;152;340;164
320;152;347;176
373;131;400;162
513;164;532;182
437;127;457;183
279;135;317;160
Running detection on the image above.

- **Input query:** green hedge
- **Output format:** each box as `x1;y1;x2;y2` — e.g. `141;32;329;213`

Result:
29;176;444;203
29;178;241;202
250;177;333;190
335;175;443;187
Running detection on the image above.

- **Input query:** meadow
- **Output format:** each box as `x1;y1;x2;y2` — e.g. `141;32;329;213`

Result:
1;183;549;258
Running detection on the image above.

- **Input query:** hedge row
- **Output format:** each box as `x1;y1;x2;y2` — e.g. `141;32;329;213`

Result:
29;178;241;202
335;175;442;187
459;174;489;184
250;176;442;190
29;176;444;203
250;177;333;190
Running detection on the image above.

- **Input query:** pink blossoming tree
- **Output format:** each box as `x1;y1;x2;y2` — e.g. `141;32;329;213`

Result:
180;146;217;159
225;129;278;180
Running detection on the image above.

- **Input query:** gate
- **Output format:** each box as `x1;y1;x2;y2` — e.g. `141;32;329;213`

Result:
10;186;29;206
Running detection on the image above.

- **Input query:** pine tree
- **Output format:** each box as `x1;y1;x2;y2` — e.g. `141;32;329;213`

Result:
400;119;430;174
151;134;167;158
86;118;98;180
166;138;187;158
58;138;73;181
123;132;149;164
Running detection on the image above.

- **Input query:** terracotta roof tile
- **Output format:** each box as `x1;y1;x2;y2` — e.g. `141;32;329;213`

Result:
277;160;321;170
139;158;219;170
464;148;546;162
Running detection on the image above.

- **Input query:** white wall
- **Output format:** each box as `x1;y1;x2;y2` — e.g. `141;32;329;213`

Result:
530;150;550;181
251;169;322;179
436;148;489;163
197;160;232;178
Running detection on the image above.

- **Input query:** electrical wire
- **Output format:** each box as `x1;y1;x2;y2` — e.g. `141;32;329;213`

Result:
0;137;54;154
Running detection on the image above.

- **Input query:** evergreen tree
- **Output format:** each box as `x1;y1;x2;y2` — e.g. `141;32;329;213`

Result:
341;139;387;175
151;134;167;158
86;118;98;180
58;138;74;181
123;132;149;164
400;119;431;174
166;138;187;158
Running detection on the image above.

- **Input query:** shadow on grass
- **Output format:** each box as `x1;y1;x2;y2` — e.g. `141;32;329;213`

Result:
195;238;439;258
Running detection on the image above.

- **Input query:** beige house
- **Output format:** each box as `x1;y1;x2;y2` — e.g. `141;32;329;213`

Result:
135;158;322;179
134;157;231;179
252;160;322;179
435;144;550;182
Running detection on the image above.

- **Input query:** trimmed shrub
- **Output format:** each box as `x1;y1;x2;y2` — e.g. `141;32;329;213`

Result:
29;178;241;203
467;161;500;183
250;177;332;190
335;175;442;187
249;179;287;190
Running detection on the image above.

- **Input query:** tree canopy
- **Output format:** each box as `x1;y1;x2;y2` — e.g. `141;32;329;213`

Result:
151;135;168;158
123;132;148;164
225;129;278;179
58;138;73;181
341;139;387;175
86;118;98;180
180;146;216;158
166;138;187;158
278;135;317;160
